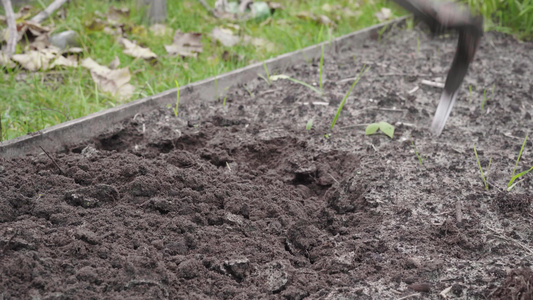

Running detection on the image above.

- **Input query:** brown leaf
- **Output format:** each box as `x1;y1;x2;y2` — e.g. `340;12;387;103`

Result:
375;7;393;22
165;30;203;58
211;27;241;47
81;58;135;101
16;21;50;42
119;38;157;60
11;48;59;71
50;55;78;68
267;2;283;11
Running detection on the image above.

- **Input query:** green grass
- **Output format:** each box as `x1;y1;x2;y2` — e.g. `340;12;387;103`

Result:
463;0;533;39
0;0;397;141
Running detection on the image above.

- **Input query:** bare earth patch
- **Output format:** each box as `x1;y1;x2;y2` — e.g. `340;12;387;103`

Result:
1;26;532;299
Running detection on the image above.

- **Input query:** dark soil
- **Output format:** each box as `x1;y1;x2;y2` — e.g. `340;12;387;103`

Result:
1;25;532;299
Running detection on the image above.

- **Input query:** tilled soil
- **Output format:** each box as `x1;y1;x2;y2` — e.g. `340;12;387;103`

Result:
1;25;532;299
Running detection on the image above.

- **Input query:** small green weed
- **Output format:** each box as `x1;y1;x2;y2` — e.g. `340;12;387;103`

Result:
319;44;324;96
365;121;395;139
331;65;369;130
473;143;491;191
508;133;533;191
306;119;313;131
173;80;180;117
411;139;423;166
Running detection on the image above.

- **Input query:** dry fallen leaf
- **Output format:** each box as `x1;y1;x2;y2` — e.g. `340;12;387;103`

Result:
375;7;393;22
268;2;283;11
317;15;335;27
165;30;203;58
16;20;50;42
81;58;135;101
119;38;157;60
11;48;59;71
81;57;110;74
150;23;172;37
211;27;241;47
108;56;120;70
50;56;78;68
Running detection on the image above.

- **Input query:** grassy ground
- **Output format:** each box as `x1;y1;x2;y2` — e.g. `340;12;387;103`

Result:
0;0;398;141
1;0;532;141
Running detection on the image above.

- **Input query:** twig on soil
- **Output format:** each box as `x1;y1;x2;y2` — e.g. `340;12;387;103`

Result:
301;101;329;106
503;132;523;141
31;0;69;23
327;173;339;184
1;0;18;55
379;72;428;77
455;200;463;224
408;86;419;94
396;293;421;300
487;226;533;256
420;80;444;89
39;146;64;175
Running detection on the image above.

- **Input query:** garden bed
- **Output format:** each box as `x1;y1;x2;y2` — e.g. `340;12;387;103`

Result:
1;24;532;299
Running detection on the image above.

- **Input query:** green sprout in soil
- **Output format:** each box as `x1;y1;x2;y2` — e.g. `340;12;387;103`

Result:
173;80;180;117
319;44;324;96
481;88;487;110
473;143;491;191
260;61;272;85
481;84;496;111
222;87;230;106
243;85;254;98
306;119;314;131
469;85;473;102
411;139;423;166
331;65;369;130
507;133;533;191
406;17;414;30
365;121;395;139
377;24;389;42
